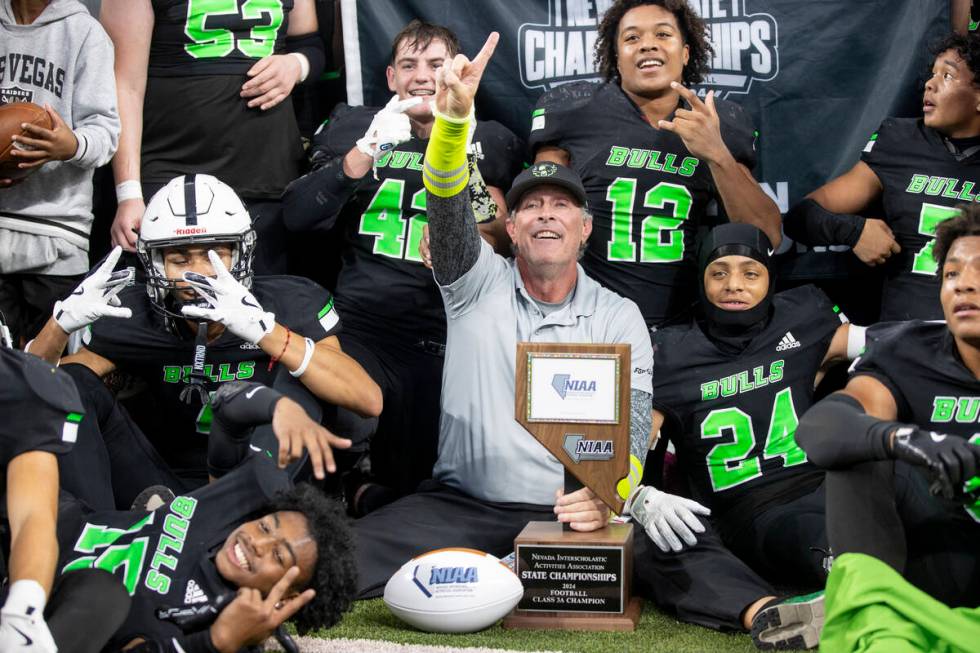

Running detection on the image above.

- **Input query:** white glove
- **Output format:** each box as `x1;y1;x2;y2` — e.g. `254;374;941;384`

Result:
0;580;57;653
180;250;275;344
53;245;133;334
624;485;710;553
355;95;422;160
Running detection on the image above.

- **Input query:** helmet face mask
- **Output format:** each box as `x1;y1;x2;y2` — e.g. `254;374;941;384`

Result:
136;174;256;329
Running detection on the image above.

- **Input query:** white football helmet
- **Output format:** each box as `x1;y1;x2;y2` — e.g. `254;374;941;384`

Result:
137;174;256;320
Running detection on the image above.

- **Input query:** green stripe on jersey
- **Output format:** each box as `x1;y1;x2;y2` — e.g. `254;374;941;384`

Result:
317;298;335;319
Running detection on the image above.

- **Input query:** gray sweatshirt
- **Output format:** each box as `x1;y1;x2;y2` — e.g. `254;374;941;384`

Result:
0;0;119;268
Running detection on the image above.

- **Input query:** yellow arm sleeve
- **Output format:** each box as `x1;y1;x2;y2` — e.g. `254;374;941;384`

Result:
423;110;471;198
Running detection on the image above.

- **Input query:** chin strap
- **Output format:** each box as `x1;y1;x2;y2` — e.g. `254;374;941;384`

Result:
179;321;211;405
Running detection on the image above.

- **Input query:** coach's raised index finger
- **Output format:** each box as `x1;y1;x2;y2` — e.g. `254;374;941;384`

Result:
470;32;500;75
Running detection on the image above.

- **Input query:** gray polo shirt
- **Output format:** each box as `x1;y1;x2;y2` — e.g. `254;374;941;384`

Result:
433;241;654;505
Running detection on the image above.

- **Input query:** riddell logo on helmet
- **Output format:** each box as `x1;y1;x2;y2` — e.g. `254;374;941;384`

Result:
175;227;207;235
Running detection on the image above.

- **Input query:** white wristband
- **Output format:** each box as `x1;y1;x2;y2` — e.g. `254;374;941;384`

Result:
115;180;143;203
3;579;48;613
289;337;315;377
847;324;867;360
289;52;310;82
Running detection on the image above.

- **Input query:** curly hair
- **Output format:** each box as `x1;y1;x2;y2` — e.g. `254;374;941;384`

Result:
595;0;712;87
934;204;980;269
930;32;980;85
389;19;460;64
270;484;357;635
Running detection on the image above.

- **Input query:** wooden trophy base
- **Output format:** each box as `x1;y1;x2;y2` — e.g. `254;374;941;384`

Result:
502;596;642;631
502;521;641;632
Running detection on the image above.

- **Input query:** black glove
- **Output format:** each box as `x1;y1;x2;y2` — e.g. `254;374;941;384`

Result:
888;426;980;499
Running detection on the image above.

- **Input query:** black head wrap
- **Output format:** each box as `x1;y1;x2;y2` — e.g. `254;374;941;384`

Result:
697;224;775;354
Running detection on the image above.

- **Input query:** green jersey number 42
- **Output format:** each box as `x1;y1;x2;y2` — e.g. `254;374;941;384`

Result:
358;178;428;262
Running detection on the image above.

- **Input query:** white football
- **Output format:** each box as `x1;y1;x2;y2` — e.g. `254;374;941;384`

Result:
383;547;524;633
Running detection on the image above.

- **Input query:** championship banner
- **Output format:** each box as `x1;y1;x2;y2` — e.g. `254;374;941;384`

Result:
341;0;949;296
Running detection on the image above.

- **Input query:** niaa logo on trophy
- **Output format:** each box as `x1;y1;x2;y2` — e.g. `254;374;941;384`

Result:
551;373;598;399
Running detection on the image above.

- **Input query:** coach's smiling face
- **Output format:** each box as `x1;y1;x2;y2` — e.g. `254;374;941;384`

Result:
507;185;591;273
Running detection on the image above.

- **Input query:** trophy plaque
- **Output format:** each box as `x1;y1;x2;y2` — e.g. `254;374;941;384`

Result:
502;343;641;631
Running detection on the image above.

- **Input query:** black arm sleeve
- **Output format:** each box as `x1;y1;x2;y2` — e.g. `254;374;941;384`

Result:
207;382;282;478
784;198;866;247
427;190;482;285
285;32;325;86
281;154;360;232
796;393;896;469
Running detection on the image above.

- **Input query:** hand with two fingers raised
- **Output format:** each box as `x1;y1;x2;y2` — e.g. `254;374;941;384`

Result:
210;566;315;653
657;82;732;166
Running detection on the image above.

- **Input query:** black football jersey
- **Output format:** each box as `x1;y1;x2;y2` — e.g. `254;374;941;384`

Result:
57;455;288;650
82;276;340;480
861;118;980;321
311;104;524;339
141;1;304;198
148;0;294;76
529;81;757;326
0;348;81;475
851;320;980;522
653;286;844;521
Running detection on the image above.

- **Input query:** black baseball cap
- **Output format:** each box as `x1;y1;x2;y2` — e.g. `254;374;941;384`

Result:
505;161;588;211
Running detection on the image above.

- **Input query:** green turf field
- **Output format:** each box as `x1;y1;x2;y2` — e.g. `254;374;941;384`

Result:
307;598;758;653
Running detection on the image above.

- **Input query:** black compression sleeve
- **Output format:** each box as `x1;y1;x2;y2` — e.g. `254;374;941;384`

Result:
796;393;895;469
285;33;325;86
281;155;359;232
428;190;482;285
784;198;866;247
208;382;282;478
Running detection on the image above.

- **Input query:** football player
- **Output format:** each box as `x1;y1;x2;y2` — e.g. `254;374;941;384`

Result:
796;203;980;607
281;20;523;509
785;32;980;321
28;174;381;509
530;0;781;326
101;0;325;274
652;223;862;649
54;380;356;652
0;322;130;653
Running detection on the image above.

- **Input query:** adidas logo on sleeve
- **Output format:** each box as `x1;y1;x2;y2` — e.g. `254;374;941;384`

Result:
776;332;801;352
184;579;208;605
